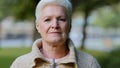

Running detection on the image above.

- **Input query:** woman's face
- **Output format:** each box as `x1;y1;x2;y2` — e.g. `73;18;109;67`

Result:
36;4;70;44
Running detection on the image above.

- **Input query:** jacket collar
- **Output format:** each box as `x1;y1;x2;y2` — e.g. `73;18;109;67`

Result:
31;38;77;64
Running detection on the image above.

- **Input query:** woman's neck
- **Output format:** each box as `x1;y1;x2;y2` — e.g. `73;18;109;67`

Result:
41;41;69;59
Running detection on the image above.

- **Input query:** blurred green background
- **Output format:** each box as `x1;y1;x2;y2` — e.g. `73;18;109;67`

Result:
0;0;120;68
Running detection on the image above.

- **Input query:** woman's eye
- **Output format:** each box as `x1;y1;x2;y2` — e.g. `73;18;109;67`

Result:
45;19;50;22
59;18;66;22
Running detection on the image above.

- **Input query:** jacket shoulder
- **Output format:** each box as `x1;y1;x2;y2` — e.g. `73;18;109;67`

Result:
10;52;33;68
76;50;101;68
76;50;94;59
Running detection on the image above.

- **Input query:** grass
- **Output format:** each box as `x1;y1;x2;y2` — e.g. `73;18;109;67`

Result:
0;47;31;68
0;47;108;68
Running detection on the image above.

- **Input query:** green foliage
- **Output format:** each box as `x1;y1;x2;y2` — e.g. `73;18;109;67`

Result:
0;0;120;21
0;0;39;21
106;48;120;68
72;0;120;12
0;0;17;20
97;47;120;68
93;6;120;28
11;0;37;20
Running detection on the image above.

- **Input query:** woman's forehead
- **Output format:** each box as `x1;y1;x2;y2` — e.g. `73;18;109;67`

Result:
40;4;67;17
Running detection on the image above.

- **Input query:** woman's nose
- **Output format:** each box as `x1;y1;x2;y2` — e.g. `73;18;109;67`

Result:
51;19;59;29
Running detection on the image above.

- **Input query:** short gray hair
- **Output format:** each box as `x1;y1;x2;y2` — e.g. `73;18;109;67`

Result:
35;0;72;23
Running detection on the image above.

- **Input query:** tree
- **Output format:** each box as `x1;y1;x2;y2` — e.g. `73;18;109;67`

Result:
71;0;120;49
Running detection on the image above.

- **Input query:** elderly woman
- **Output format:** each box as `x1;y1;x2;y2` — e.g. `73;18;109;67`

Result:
11;0;100;68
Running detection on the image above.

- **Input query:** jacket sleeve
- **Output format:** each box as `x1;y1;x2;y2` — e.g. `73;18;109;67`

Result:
10;58;21;68
10;53;34;68
92;58;101;68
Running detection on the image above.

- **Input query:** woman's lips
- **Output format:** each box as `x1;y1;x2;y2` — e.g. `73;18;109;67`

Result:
50;32;61;33
49;32;61;34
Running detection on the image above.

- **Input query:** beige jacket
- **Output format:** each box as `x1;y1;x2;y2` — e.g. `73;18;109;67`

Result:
10;39;101;68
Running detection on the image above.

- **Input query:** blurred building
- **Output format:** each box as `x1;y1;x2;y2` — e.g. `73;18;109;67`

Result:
1;17;34;40
70;15;120;51
0;16;120;51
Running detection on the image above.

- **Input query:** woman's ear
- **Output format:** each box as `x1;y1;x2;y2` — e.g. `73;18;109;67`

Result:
35;21;40;33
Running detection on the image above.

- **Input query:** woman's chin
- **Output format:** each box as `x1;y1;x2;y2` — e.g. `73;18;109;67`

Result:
47;37;64;44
